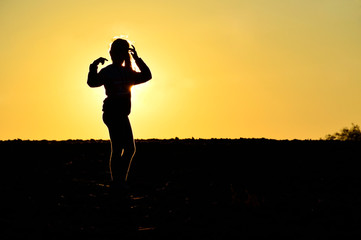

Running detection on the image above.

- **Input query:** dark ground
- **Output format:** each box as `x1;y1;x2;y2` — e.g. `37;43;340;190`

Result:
1;138;361;239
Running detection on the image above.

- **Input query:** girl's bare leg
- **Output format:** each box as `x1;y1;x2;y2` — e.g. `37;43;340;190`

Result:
107;116;135;183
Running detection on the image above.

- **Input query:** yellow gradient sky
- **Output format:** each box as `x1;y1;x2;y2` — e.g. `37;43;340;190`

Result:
1;0;361;140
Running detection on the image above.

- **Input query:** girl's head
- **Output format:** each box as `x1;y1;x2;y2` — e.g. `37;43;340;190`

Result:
110;38;131;68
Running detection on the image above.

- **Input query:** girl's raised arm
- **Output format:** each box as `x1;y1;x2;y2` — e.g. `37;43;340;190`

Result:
130;46;152;85
87;57;108;87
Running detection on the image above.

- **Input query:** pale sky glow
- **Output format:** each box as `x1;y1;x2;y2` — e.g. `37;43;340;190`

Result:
1;0;361;140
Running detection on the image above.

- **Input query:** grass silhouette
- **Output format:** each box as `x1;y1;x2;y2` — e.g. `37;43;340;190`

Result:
1;138;361;238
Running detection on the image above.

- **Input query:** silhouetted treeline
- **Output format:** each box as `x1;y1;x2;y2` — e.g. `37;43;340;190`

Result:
325;123;361;141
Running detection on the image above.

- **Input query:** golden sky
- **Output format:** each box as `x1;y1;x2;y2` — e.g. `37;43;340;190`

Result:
1;0;361;140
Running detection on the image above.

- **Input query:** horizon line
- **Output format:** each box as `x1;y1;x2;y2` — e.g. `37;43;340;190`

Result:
0;137;327;142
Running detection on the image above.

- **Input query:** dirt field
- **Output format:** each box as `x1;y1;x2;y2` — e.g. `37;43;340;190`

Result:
1;139;360;239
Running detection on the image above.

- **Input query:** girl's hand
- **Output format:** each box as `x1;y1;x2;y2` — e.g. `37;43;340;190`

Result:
93;57;108;65
129;45;139;59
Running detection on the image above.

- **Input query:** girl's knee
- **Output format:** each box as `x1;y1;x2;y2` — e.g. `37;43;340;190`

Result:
125;143;136;156
111;149;122;159
130;144;136;155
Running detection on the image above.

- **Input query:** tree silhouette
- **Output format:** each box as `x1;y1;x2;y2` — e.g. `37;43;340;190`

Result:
325;123;361;141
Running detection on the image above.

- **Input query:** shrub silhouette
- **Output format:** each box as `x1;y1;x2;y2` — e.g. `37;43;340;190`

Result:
325;123;361;141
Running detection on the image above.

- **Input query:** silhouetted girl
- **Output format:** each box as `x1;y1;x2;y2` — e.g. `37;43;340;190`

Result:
87;39;152;186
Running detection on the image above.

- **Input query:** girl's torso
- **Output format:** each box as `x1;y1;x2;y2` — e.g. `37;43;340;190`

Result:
100;64;134;115
101;64;134;98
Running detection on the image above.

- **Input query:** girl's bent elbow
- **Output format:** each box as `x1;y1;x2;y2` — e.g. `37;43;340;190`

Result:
87;81;99;87
147;73;152;81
